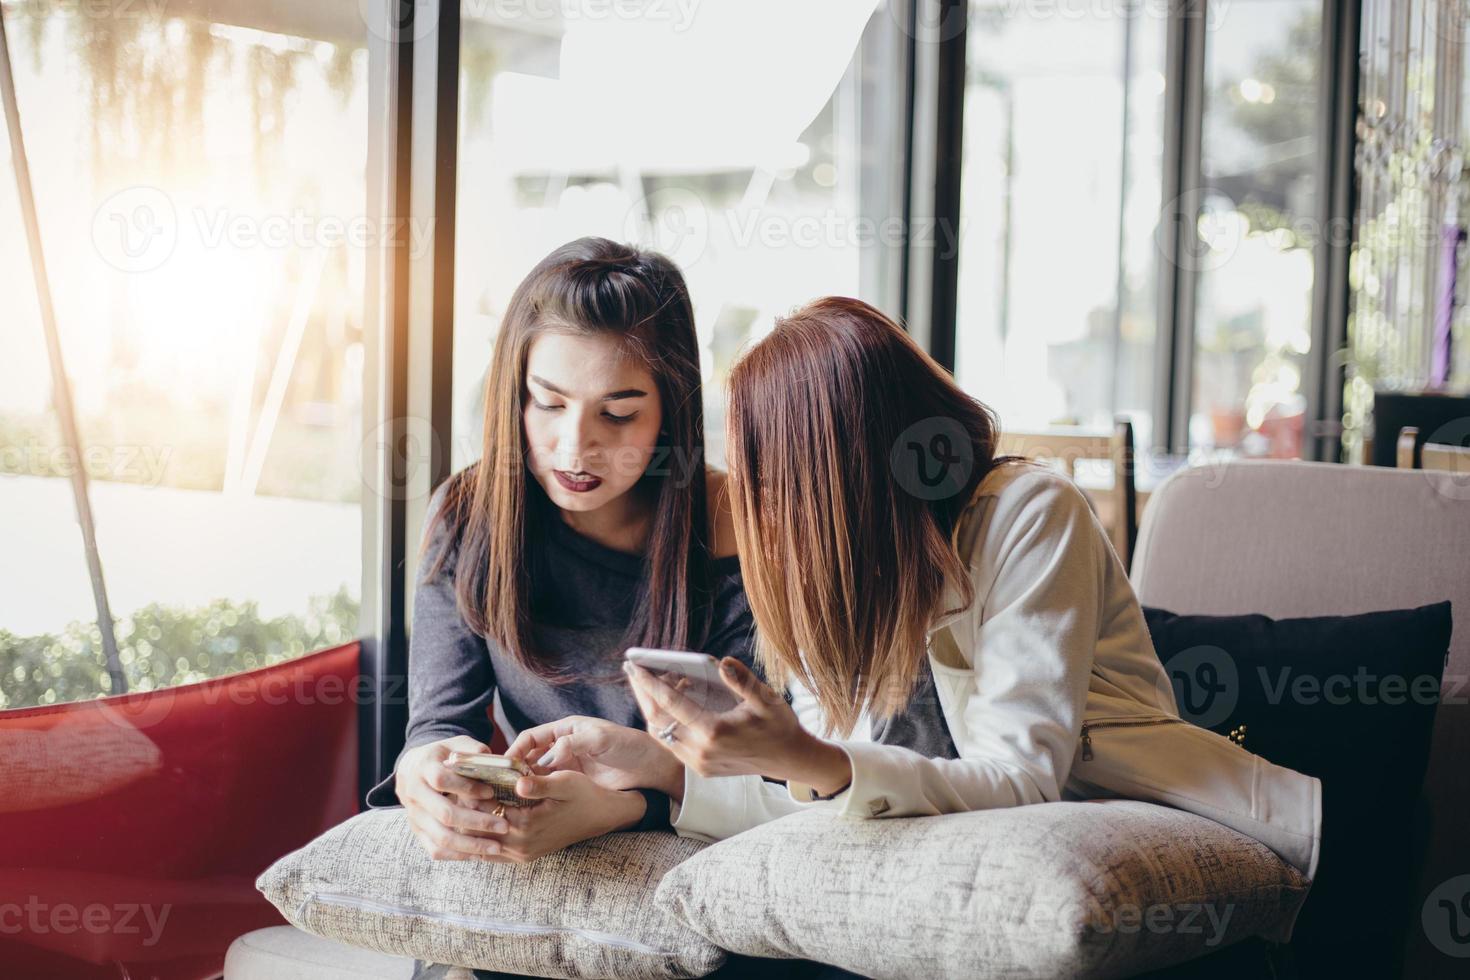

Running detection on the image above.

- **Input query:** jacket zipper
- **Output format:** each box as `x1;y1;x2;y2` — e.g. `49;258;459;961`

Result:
1080;715;1185;761
301;891;674;956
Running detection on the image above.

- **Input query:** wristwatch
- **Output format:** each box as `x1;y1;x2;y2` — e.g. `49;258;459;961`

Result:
807;779;852;802
629;788;672;832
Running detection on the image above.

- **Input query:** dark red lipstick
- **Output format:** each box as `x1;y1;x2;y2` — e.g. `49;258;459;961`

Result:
553;470;603;493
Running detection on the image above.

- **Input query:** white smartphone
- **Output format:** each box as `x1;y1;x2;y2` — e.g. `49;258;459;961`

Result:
624;647;741;713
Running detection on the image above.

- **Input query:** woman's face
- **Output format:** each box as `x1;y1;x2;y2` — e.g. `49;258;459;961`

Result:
523;331;664;514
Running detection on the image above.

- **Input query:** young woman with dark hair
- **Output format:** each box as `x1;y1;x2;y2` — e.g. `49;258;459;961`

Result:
363;237;757;869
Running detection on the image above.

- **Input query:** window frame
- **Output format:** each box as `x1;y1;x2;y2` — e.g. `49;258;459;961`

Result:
358;0;461;798
928;0;1363;459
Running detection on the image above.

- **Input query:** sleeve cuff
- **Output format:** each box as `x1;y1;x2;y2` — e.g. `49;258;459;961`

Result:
788;739;919;819
669;766;768;843
785;742;858;807
630;788;672;833
361;728;485;810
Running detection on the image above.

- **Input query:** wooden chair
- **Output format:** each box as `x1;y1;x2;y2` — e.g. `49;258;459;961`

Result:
1396;426;1470;473
996;420;1138;569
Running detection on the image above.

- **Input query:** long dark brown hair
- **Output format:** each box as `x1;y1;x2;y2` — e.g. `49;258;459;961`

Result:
429;237;713;678
726;296;1016;735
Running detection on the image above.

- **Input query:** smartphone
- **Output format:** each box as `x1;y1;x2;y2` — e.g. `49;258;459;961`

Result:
445;752;535;807
624;647;741;713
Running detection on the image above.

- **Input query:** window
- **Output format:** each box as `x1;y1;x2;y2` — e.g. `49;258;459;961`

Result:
953;0;1166;448
1346;0;1470;461
1190;0;1320;458
0;1;379;708
449;0;904;470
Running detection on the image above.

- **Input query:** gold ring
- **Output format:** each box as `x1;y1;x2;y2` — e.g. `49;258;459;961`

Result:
492;803;507;819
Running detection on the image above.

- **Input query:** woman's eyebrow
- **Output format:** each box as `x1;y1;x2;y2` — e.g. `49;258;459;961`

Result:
529;375;648;401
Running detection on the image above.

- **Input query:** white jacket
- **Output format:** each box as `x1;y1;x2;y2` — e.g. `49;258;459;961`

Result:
670;462;1322;888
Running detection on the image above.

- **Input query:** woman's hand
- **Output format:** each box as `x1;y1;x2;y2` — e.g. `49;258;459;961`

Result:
506;716;684;800
494;770;648;863
395;735;516;862
625;657;853;797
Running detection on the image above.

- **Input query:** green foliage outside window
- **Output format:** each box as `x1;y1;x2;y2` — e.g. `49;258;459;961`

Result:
0;588;359;710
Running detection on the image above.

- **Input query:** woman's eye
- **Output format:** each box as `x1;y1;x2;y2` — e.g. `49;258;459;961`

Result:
530;399;562;412
603;411;637;424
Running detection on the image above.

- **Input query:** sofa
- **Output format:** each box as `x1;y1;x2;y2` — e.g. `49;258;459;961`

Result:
225;459;1470;979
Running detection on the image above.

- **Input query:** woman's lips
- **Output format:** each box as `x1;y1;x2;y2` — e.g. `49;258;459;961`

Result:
553;470;603;493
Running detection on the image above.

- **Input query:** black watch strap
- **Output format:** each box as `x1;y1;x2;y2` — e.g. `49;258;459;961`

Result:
809;779;852;802
630;788;672;832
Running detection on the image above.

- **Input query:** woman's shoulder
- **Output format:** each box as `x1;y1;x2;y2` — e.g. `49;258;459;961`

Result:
970;459;1092;526
420;467;480;566
950;460;1100;580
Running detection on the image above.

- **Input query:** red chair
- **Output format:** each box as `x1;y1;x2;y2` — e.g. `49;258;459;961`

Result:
0;643;364;979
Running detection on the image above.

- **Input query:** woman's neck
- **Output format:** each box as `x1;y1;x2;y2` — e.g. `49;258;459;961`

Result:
557;488;655;556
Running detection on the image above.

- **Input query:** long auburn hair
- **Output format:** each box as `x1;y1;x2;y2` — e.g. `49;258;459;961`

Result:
726;296;1015;735
430;237;713;678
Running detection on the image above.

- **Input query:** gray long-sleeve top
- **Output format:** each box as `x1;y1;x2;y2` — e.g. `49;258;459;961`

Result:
365;489;758;809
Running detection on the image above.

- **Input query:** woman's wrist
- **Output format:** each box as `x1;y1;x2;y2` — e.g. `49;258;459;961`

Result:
608;788;649;833
655;750;686;803
779;731;853;798
642;731;686;803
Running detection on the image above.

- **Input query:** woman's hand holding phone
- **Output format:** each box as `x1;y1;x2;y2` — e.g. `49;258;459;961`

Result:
395;735;516;862
625;656;854;798
507;715;686;800
490;768;648;861
398;734;649;864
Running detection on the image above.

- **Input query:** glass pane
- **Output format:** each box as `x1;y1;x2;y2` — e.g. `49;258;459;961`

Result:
0;1;372;708
954;2;1166;448
0;113;105;708
451;0;901;470
1347;0;1470;463
1191;0;1321;458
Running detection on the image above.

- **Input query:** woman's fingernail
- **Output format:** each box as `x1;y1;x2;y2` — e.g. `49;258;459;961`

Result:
495;821;509;833
536;750;555;767
484;841;500;855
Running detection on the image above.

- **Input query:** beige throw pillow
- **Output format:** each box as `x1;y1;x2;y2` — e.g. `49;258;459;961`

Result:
655;799;1311;979
257;808;725;980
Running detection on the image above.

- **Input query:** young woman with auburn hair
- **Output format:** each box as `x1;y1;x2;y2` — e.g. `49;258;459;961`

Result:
363;237;758;873
511;296;1322;893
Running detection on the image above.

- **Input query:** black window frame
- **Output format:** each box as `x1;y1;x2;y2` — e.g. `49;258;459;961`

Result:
924;0;1363;459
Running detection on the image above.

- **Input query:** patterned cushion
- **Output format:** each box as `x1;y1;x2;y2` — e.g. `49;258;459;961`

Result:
257;809;725;980
655;799;1311;979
